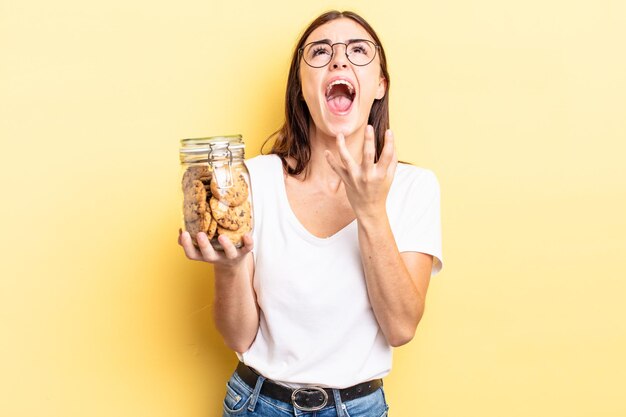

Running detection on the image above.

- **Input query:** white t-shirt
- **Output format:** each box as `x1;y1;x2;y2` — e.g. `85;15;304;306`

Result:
238;154;443;388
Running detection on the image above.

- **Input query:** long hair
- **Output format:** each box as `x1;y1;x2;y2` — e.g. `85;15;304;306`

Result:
263;10;391;176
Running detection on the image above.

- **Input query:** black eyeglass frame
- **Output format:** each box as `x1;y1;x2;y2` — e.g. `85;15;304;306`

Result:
298;39;380;68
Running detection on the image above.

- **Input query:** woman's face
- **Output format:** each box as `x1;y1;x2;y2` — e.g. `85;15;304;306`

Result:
299;18;386;140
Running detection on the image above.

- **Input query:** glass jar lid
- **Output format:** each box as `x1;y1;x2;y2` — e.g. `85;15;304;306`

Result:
179;135;243;154
179;135;245;164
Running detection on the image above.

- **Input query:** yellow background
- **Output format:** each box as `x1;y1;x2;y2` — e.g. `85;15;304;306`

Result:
1;0;625;416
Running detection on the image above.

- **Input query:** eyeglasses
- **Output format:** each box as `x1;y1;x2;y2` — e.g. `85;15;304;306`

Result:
299;39;379;68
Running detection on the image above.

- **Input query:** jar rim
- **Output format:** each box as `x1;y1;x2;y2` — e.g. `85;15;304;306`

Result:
180;137;245;163
180;135;242;147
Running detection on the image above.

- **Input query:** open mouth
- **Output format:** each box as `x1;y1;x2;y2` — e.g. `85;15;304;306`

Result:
325;79;356;114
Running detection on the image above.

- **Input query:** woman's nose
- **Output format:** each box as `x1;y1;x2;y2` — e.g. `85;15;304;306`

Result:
329;44;349;69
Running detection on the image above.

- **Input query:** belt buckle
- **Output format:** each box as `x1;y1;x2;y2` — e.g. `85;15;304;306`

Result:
291;386;329;412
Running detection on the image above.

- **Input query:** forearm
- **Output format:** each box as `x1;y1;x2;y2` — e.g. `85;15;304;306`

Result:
357;214;425;347
212;257;259;353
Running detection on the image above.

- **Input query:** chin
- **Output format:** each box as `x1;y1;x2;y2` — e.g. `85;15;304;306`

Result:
318;107;364;138
327;118;372;140
307;96;372;139
319;120;355;138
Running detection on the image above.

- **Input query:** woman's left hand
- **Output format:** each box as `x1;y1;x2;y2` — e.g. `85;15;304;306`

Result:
325;125;398;219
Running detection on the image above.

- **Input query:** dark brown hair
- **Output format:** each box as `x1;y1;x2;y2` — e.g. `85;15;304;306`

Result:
263;10;391;176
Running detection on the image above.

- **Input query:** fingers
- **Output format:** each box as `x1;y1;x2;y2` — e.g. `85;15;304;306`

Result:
240;233;254;253
180;228;254;266
336;133;358;173
197;232;220;260
180;231;203;261
378;129;397;174
361;125;376;169
218;234;239;259
325;150;347;181
219;232;254;258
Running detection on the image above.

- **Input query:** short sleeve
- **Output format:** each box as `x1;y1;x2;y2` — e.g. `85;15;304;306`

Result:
389;167;443;276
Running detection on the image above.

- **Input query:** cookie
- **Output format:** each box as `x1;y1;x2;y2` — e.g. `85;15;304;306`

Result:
207;218;218;240
216;224;249;247
185;210;211;246
210;198;251;231
182;165;212;191
189;180;207;202
210;171;249;207
182;202;201;221
183;180;208;218
183;179;210;247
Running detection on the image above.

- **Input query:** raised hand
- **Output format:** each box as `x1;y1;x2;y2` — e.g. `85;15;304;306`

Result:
324;125;398;219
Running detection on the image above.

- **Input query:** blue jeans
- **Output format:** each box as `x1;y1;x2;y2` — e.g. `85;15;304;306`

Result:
222;371;390;417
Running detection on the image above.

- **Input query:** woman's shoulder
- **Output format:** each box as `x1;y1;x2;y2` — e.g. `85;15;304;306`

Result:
245;153;281;175
245;153;279;168
394;163;440;189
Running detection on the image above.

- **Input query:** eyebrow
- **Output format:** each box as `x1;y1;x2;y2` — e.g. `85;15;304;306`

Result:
310;38;370;44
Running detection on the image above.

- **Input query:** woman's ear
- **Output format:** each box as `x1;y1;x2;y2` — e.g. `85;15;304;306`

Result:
375;76;387;100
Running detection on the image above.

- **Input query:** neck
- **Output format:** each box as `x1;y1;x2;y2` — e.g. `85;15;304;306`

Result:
284;124;365;191
308;124;366;168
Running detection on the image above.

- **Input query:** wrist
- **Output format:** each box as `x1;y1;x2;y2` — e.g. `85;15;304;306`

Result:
356;211;390;234
354;205;387;224
214;260;248;278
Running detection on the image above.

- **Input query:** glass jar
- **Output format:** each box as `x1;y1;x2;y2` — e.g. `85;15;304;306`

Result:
179;135;253;250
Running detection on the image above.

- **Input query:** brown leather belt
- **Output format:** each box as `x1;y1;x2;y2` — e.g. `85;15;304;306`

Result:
236;362;383;411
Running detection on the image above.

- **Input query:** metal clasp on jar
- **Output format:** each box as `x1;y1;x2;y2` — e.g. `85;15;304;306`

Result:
208;143;234;189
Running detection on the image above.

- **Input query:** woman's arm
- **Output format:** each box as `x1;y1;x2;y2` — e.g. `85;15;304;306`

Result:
179;231;259;353
356;215;432;346
325;126;432;346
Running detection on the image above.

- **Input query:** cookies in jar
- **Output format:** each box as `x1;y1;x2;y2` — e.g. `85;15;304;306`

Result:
179;135;252;249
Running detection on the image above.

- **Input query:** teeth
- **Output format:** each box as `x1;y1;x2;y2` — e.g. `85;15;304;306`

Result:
326;79;355;96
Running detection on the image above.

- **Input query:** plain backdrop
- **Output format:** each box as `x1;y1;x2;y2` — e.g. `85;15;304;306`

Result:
1;0;625;416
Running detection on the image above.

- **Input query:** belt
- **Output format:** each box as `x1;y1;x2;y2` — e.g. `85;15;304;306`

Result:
235;362;383;412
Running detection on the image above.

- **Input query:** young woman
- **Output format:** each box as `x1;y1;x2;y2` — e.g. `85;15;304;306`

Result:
179;10;443;417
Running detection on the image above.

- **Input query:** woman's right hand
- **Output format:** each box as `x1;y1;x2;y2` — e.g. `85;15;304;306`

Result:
178;230;254;268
